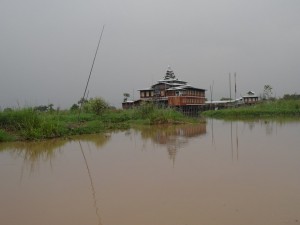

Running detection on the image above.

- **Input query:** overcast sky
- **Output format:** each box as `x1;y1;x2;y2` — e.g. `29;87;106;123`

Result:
1;0;299;109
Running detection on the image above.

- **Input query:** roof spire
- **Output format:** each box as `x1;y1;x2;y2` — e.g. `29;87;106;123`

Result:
164;66;176;80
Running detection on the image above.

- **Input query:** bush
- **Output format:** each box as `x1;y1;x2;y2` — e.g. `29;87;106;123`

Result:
0;129;15;142
70;104;79;111
82;97;109;115
90;97;109;115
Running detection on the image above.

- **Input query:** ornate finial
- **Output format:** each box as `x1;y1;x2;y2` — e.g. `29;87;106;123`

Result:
164;66;175;79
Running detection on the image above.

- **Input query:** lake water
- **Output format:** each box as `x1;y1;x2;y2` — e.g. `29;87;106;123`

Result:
0;119;300;225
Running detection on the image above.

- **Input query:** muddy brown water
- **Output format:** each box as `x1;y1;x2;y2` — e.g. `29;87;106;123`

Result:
0;120;300;225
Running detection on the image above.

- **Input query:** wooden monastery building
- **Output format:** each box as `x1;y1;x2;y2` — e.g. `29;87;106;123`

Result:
122;67;206;115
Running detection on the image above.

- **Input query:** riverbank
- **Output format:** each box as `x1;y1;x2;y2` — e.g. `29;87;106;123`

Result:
202;99;300;119
0;105;200;142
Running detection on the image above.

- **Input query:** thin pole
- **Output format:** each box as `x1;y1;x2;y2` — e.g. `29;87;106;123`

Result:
234;72;237;103
229;73;232;103
78;25;105;121
210;80;214;110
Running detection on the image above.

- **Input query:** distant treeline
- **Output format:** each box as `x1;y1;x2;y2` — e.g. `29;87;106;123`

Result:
282;93;300;100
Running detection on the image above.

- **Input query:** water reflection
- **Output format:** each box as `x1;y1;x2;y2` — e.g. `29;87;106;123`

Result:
0;134;111;174
135;123;207;164
75;133;111;147
0;139;68;173
240;118;300;135
79;141;103;225
0;123;208;171
209;118;300;162
210;119;240;161
230;121;239;161
1;120;300;225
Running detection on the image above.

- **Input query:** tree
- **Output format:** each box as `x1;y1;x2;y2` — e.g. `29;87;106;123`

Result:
48;103;54;112
70;104;79;111
282;93;300;100
3;107;13;112
78;97;88;105
34;105;48;112
88;97;109;115
123;93;130;102
263;85;273;100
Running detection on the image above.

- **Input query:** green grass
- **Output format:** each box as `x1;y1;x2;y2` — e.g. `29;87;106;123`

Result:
202;99;300;119
0;104;200;142
0;129;16;142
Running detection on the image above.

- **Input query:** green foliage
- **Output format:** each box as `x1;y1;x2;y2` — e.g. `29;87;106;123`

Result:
82;97;109;115
34;104;55;112
78;97;88;105
89;97;109;115
0;129;15;142
101;110;132;123
3;108;13;112
134;102;156;118
0;108;66;140
70;104;79;111
202;99;300;118
282;93;300;100
0;108;41;131
0;102;196;142
131;102;188;124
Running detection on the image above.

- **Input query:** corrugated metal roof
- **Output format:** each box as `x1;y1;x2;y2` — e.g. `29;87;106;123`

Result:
167;85;206;91
243;91;258;98
137;88;154;91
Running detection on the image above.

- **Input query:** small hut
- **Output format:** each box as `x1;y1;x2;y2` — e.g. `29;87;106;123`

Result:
243;91;259;105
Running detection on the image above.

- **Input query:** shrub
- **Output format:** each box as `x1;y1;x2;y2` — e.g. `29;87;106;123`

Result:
70;104;79;111
82;97;109;115
0;129;15;142
89;97;109;115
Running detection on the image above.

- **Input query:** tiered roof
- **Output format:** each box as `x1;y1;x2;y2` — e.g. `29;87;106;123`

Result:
139;66;205;91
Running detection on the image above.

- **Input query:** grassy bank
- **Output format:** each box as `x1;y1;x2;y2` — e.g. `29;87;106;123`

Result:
0;104;199;142
202;99;300;119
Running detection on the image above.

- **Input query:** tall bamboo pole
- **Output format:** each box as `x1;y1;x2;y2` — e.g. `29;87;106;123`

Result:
78;25;105;121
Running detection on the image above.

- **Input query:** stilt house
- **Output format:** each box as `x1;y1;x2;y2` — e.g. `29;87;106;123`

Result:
242;91;259;105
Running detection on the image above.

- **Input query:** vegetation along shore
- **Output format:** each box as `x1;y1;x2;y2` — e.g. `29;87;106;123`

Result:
202;99;300;119
2;96;299;142
0;98;199;142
